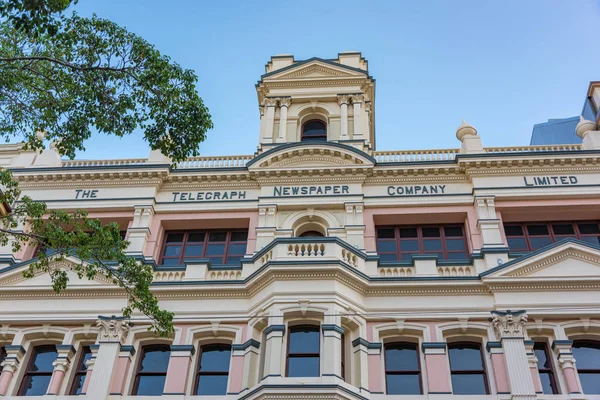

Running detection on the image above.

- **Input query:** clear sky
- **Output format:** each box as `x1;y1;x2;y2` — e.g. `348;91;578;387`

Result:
71;0;600;159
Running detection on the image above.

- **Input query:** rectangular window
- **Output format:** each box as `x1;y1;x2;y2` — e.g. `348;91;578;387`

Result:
195;345;231;395
448;342;489;395
160;230;248;266
19;345;58;396
534;342;558;394
70;346;92;395
504;221;600;252
376;225;468;261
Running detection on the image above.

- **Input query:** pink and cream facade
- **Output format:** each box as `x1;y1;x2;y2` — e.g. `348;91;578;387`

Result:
1;53;600;400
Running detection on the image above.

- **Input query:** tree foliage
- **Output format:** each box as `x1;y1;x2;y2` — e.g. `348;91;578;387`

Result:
0;0;214;336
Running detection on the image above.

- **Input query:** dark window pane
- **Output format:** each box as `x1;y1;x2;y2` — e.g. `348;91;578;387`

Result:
166;233;184;243
225;256;241;265
228;243;247;255
572;343;600;369
401;253;414;261
184;244;204;257
446;239;466;251
534;346;550;369
579;373;600;394
79;348;92;372
552;224;575;235
529;237;553;250
207;256;224;265
188;232;206;242
380;253;398;262
504;225;524;236
399;228;418;238
423;239;442;251
71;375;86;395
579;223;600;235
446;252;468;260
580;236;600;245
0;347;5;373
451;373;487;395
196;375;228;395
527;224;549;236
30;347;57;372
206;243;226;255
163;246;182;257
422;227;440;237
200;346;231;372
386;373;421;395
139;347;170;373
400;239;419;251
287;357;320;377
377;240;397;253
539;372;557;394
444;226;464;237
135;375;166;396
377;228;396;239
303;120;327;140
289;328;320;353
385;345;419;371
161;258;181;266
449;345;484;371
507;237;528;251
20;375;52;396
230;231;248;241
209;232;227;242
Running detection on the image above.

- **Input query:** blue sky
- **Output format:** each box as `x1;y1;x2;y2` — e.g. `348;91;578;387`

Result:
72;0;600;159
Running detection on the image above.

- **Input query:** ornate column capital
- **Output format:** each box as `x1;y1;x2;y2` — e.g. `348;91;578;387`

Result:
263;97;278;107
337;94;350;105
52;357;71;373
350;94;365;104
96;315;131;344
491;310;528;339
278;97;291;108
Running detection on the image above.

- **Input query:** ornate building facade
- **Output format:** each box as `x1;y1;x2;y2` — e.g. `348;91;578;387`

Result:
0;52;600;399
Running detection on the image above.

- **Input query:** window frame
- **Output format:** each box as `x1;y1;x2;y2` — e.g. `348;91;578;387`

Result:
572;340;600;394
533;342;558;394
285;325;321;378
384;341;423;395
504;221;600;252
376;224;469;261
0;346;5;373
194;343;232;396
301;119;327;141
448;341;489;395
131;344;171;396
18;344;58;396
159;230;248;266
69;345;92;395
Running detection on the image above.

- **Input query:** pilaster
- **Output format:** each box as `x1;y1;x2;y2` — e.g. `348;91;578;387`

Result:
0;345;25;396
126;205;155;255
422;343;452;394
47;345;75;395
351;338;370;393
351;94;364;140
523;340;543;394
277;98;291;143
164;345;194;395
338;95;350;139
486;341;510;394
262;98;277;143
256;204;277;250
552;340;583;396
344;202;365;249
491;310;536;400
86;315;131;400
322;325;344;379
232;340;260;392
109;345;135;395
263;316;285;378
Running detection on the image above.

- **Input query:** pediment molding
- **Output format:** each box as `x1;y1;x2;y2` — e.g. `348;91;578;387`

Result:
262;60;367;81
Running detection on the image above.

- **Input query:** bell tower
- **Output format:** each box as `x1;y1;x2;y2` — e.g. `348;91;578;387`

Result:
255;52;376;151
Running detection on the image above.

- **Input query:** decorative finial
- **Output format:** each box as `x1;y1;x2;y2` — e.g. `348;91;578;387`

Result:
456;119;477;141
576;115;597;139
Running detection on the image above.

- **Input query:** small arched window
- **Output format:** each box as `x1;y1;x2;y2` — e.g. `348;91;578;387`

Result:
572;340;600;394
448;342;489;395
132;344;170;396
19;345;58;396
195;344;231;395
302;120;327;141
286;325;320;377
384;342;422;394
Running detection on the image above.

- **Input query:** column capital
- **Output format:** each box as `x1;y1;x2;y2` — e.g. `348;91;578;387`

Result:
52;357;71;373
263;97;278;107
491;309;528;339
96;315;131;344
337;94;350;105
350;93;365;104
278;97;291;108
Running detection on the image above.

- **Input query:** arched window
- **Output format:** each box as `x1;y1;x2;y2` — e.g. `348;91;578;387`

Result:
195;344;231;395
302;120;327;141
298;231;324;238
286;325;320;377
70;346;92;395
132;344;170;396
448;342;488;395
572;340;600;394
19;345;58;396
534;342;558;394
384;342;422;394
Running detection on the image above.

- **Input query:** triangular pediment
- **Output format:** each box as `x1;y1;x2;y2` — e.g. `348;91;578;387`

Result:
482;240;600;280
248;142;375;171
0;256;114;287
263;59;367;81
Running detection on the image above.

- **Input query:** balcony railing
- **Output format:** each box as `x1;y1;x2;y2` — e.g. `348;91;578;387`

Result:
61;158;148;167
175;155;253;169
373;149;459;163
484;144;583;153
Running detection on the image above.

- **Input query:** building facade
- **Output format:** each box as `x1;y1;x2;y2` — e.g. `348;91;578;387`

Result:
530;81;599;145
0;52;600;399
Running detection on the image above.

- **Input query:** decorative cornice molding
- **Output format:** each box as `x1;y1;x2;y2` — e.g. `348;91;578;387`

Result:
505;250;600;277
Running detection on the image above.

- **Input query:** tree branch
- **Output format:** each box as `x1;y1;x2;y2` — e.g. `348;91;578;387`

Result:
0;56;135;73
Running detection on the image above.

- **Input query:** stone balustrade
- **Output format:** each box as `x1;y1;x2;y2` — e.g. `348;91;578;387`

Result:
175;155;253;168
61;158;148;167
373;148;459;162
484;144;582;153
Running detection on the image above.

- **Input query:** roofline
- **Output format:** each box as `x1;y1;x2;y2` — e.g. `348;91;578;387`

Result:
260;57;370;80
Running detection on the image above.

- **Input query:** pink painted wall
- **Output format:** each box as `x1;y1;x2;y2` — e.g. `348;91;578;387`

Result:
490;353;510;393
425;353;452;393
367;354;383;393
498;198;600;223
228;355;244;394
109;356;131;395
82;369;92;394
164;356;192;394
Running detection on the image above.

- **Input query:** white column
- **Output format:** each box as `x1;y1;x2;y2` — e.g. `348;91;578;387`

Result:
322;324;343;379
351;94;364;139
126;205;154;255
352;339;370;391
263;325;285;378
277;98;291;143
262;98;277;143
237;339;260;391
338;95;350;140
491;310;536;400
86;316;131;400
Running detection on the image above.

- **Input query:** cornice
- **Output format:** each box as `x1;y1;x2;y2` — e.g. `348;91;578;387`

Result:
13;170;169;183
161;181;259;190
459;156;600;173
365;175;468;184
370;166;463;177
485;283;600;292
17;179;163;189
466;165;600;176
255;175;366;185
